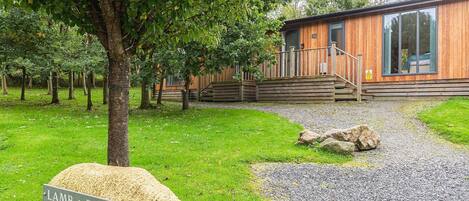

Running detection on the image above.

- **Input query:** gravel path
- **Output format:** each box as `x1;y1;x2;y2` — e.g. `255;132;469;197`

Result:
194;101;469;201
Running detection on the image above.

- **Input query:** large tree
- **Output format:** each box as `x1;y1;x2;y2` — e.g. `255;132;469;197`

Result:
131;49;160;109
2;0;252;166
165;0;282;110
305;0;369;16
0;7;46;100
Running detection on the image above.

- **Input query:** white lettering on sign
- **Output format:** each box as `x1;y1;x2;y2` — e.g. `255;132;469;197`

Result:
43;185;108;201
46;190;74;201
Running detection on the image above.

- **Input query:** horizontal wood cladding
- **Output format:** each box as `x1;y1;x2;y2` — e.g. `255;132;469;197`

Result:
242;80;257;102
156;91;198;101
257;76;335;103
210;80;257;102
298;0;469;83
363;78;469;99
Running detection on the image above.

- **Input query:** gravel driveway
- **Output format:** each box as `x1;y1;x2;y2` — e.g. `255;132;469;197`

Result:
194;101;469;201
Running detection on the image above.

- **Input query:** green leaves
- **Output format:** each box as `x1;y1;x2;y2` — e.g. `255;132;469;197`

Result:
305;0;368;16
0;7;46;75
0;7;106;81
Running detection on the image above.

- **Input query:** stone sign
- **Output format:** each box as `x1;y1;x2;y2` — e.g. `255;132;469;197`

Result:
43;184;109;201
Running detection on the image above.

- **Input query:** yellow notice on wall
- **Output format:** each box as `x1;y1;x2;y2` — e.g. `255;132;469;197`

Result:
365;70;373;81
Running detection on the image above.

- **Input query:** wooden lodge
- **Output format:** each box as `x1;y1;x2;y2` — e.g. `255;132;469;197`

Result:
157;0;469;102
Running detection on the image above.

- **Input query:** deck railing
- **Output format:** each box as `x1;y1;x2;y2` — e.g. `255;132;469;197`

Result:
259;42;363;101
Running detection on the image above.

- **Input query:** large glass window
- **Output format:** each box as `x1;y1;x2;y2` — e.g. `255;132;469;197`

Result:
383;8;437;75
166;75;184;86
329;22;345;50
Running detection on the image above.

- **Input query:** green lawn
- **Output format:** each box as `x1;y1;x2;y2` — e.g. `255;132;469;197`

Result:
419;97;469;145
0;87;349;200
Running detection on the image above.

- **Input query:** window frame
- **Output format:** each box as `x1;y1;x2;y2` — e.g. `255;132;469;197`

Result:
166;75;184;86
328;21;345;50
381;6;438;77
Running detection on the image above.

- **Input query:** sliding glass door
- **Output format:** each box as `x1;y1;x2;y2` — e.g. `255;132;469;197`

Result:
383;8;437;75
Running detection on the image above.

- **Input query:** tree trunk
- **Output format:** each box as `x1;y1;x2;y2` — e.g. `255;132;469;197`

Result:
20;68;26;101
103;72;109;105
139;80;151;109
87;71;93;111
47;72;52;95
182;75;191;110
28;76;33;88
1;75;7;95
157;70;165;105
92;71;96;88
51;71;60;104
100;0;130;167
68;71;75;100
151;83;156;100
157;82;164;105
77;72;81;87
82;71;88;96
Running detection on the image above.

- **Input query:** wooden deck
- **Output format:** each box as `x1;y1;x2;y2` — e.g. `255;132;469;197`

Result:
257;76;336;103
161;77;469;102
363;78;469;100
155;90;198;101
198;75;360;103
199;80;256;102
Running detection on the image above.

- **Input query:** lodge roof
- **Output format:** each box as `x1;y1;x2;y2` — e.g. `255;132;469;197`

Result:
282;0;456;31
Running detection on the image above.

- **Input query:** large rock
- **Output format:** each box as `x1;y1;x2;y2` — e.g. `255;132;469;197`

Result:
49;163;180;201
297;129;321;145
321;125;380;151
319;138;355;155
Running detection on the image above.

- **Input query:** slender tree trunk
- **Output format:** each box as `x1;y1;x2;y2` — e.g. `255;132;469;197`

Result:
1;75;8;95
68;71;75;100
82;71;88;96
157;70;165;105
1;75;3;94
139;80;151;109
103;72;109;105
47;72;52;95
77;72;81;87
28;76;33;88
20;68;26;101
51;71;60;104
92;71;96;88
151;65;157;100
87;71;93;111
182;75;191;110
100;0;130;167
151;83;156;100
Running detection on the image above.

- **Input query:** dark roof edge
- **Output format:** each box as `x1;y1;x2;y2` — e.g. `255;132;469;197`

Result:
281;0;452;31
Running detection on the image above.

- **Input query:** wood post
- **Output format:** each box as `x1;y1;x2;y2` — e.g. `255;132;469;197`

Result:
331;42;337;75
289;46;295;77
357;54;363;102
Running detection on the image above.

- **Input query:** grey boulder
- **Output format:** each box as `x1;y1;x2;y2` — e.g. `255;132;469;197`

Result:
319;138;355;155
321;125;380;151
297;129;321;145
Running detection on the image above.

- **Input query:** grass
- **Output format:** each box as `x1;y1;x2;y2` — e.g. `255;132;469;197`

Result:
419;97;469;145
0;87;350;201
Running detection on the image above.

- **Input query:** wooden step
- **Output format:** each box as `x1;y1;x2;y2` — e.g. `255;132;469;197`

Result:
361;95;373;100
363;83;469;90
335;88;354;94
334;82;346;89
334;94;357;100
